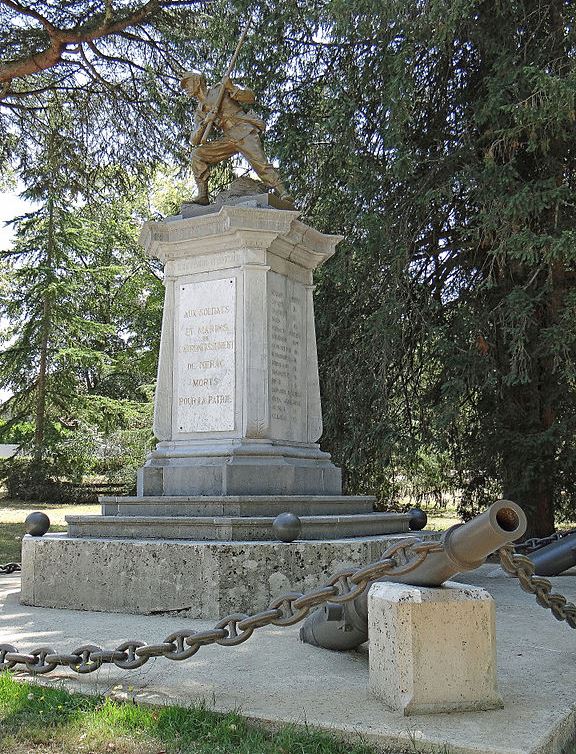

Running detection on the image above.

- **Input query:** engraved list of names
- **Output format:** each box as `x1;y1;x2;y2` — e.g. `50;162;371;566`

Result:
176;278;236;433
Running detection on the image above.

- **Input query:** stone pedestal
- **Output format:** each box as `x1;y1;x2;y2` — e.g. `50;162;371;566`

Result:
138;203;342;497
368;581;503;715
21;533;424;618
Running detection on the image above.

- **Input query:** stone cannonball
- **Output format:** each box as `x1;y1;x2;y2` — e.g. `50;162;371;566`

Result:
408;507;427;531
25;511;51;537
273;512;302;543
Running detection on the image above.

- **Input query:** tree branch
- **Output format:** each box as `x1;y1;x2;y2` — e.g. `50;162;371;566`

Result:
0;0;60;35
86;40;150;74
0;0;163;85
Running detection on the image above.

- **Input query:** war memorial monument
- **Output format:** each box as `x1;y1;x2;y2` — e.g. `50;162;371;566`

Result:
20;67;415;618
3;21;576;742
11;53;554;725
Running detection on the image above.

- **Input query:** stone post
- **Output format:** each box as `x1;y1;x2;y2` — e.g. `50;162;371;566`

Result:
368;580;504;715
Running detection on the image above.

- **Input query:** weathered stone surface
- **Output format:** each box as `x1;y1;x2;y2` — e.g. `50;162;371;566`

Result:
20;533;433;618
21;204;417;622
65;511;410;541
368;580;503;715
99;494;376;517
178;185;294;218
137;441;342;497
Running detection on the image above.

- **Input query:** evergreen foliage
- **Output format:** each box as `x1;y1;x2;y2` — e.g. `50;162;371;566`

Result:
251;0;576;536
1;0;575;535
0;1;210;176
0;99;162;480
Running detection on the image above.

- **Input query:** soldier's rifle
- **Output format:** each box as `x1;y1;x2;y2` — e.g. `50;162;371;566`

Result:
200;18;252;144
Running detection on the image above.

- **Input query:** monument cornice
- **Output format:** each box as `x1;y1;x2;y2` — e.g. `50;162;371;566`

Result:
140;205;342;271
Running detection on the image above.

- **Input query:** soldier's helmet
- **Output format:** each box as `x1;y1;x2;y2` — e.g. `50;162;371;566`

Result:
180;70;207;95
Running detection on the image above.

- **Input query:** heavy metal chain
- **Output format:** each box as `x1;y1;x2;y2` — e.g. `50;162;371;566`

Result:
0;563;20;575
498;545;576;629
513;530;576;555
3;542;575;676
0;538;442;676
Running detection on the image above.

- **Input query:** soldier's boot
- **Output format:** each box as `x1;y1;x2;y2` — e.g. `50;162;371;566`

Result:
266;174;294;206
252;162;295;205
271;181;295;206
189;178;209;205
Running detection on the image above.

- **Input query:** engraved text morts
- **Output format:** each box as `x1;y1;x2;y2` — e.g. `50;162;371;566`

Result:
176;279;236;433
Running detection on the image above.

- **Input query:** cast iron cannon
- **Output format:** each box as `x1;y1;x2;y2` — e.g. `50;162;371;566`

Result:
300;499;527;651
528;532;576;576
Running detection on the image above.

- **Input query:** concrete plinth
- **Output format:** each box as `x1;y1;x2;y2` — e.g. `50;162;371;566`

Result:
138;442;342;497
65;511;409;541
99;494;375;517
368;580;503;715
20;533;430;618
66;495;408;541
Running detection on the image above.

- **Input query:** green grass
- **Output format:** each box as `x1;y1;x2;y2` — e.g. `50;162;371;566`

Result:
418;507;462;532
0;522;28;563
0;500;100;520
0;521;67;563
0;498;88;563
0;673;387;754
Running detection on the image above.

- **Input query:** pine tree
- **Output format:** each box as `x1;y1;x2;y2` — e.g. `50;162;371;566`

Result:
3;0;576;535
235;0;576;536
0;98;163;477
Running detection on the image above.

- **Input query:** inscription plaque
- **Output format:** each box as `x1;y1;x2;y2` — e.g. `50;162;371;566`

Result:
175;277;236;433
268;273;305;441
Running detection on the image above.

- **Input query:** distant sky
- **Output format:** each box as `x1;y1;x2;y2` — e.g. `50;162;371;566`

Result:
0;188;35;250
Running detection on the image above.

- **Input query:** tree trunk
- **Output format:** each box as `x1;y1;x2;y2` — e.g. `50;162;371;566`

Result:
503;464;555;539
34;194;54;460
500;350;559;539
34;294;51;459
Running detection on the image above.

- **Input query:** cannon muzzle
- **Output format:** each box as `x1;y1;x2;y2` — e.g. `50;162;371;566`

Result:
300;499;526;651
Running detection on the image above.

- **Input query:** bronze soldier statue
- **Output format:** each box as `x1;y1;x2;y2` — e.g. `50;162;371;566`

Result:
180;70;292;206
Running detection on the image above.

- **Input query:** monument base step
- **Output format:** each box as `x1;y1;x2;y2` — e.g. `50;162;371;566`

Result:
99;494;376;518
65;511;410;541
137;448;342;497
20;532;438;618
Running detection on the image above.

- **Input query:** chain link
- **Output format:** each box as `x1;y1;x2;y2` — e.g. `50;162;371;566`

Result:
0;537;439;676
499;545;576;628
513;530;576;555
3;542;576;675
0;563;21;575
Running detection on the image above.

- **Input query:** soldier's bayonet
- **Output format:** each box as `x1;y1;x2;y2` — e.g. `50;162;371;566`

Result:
200;17;252;143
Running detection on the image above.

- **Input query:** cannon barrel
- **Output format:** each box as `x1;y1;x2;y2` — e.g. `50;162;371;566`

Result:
528;532;576;576
300;499;526;651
